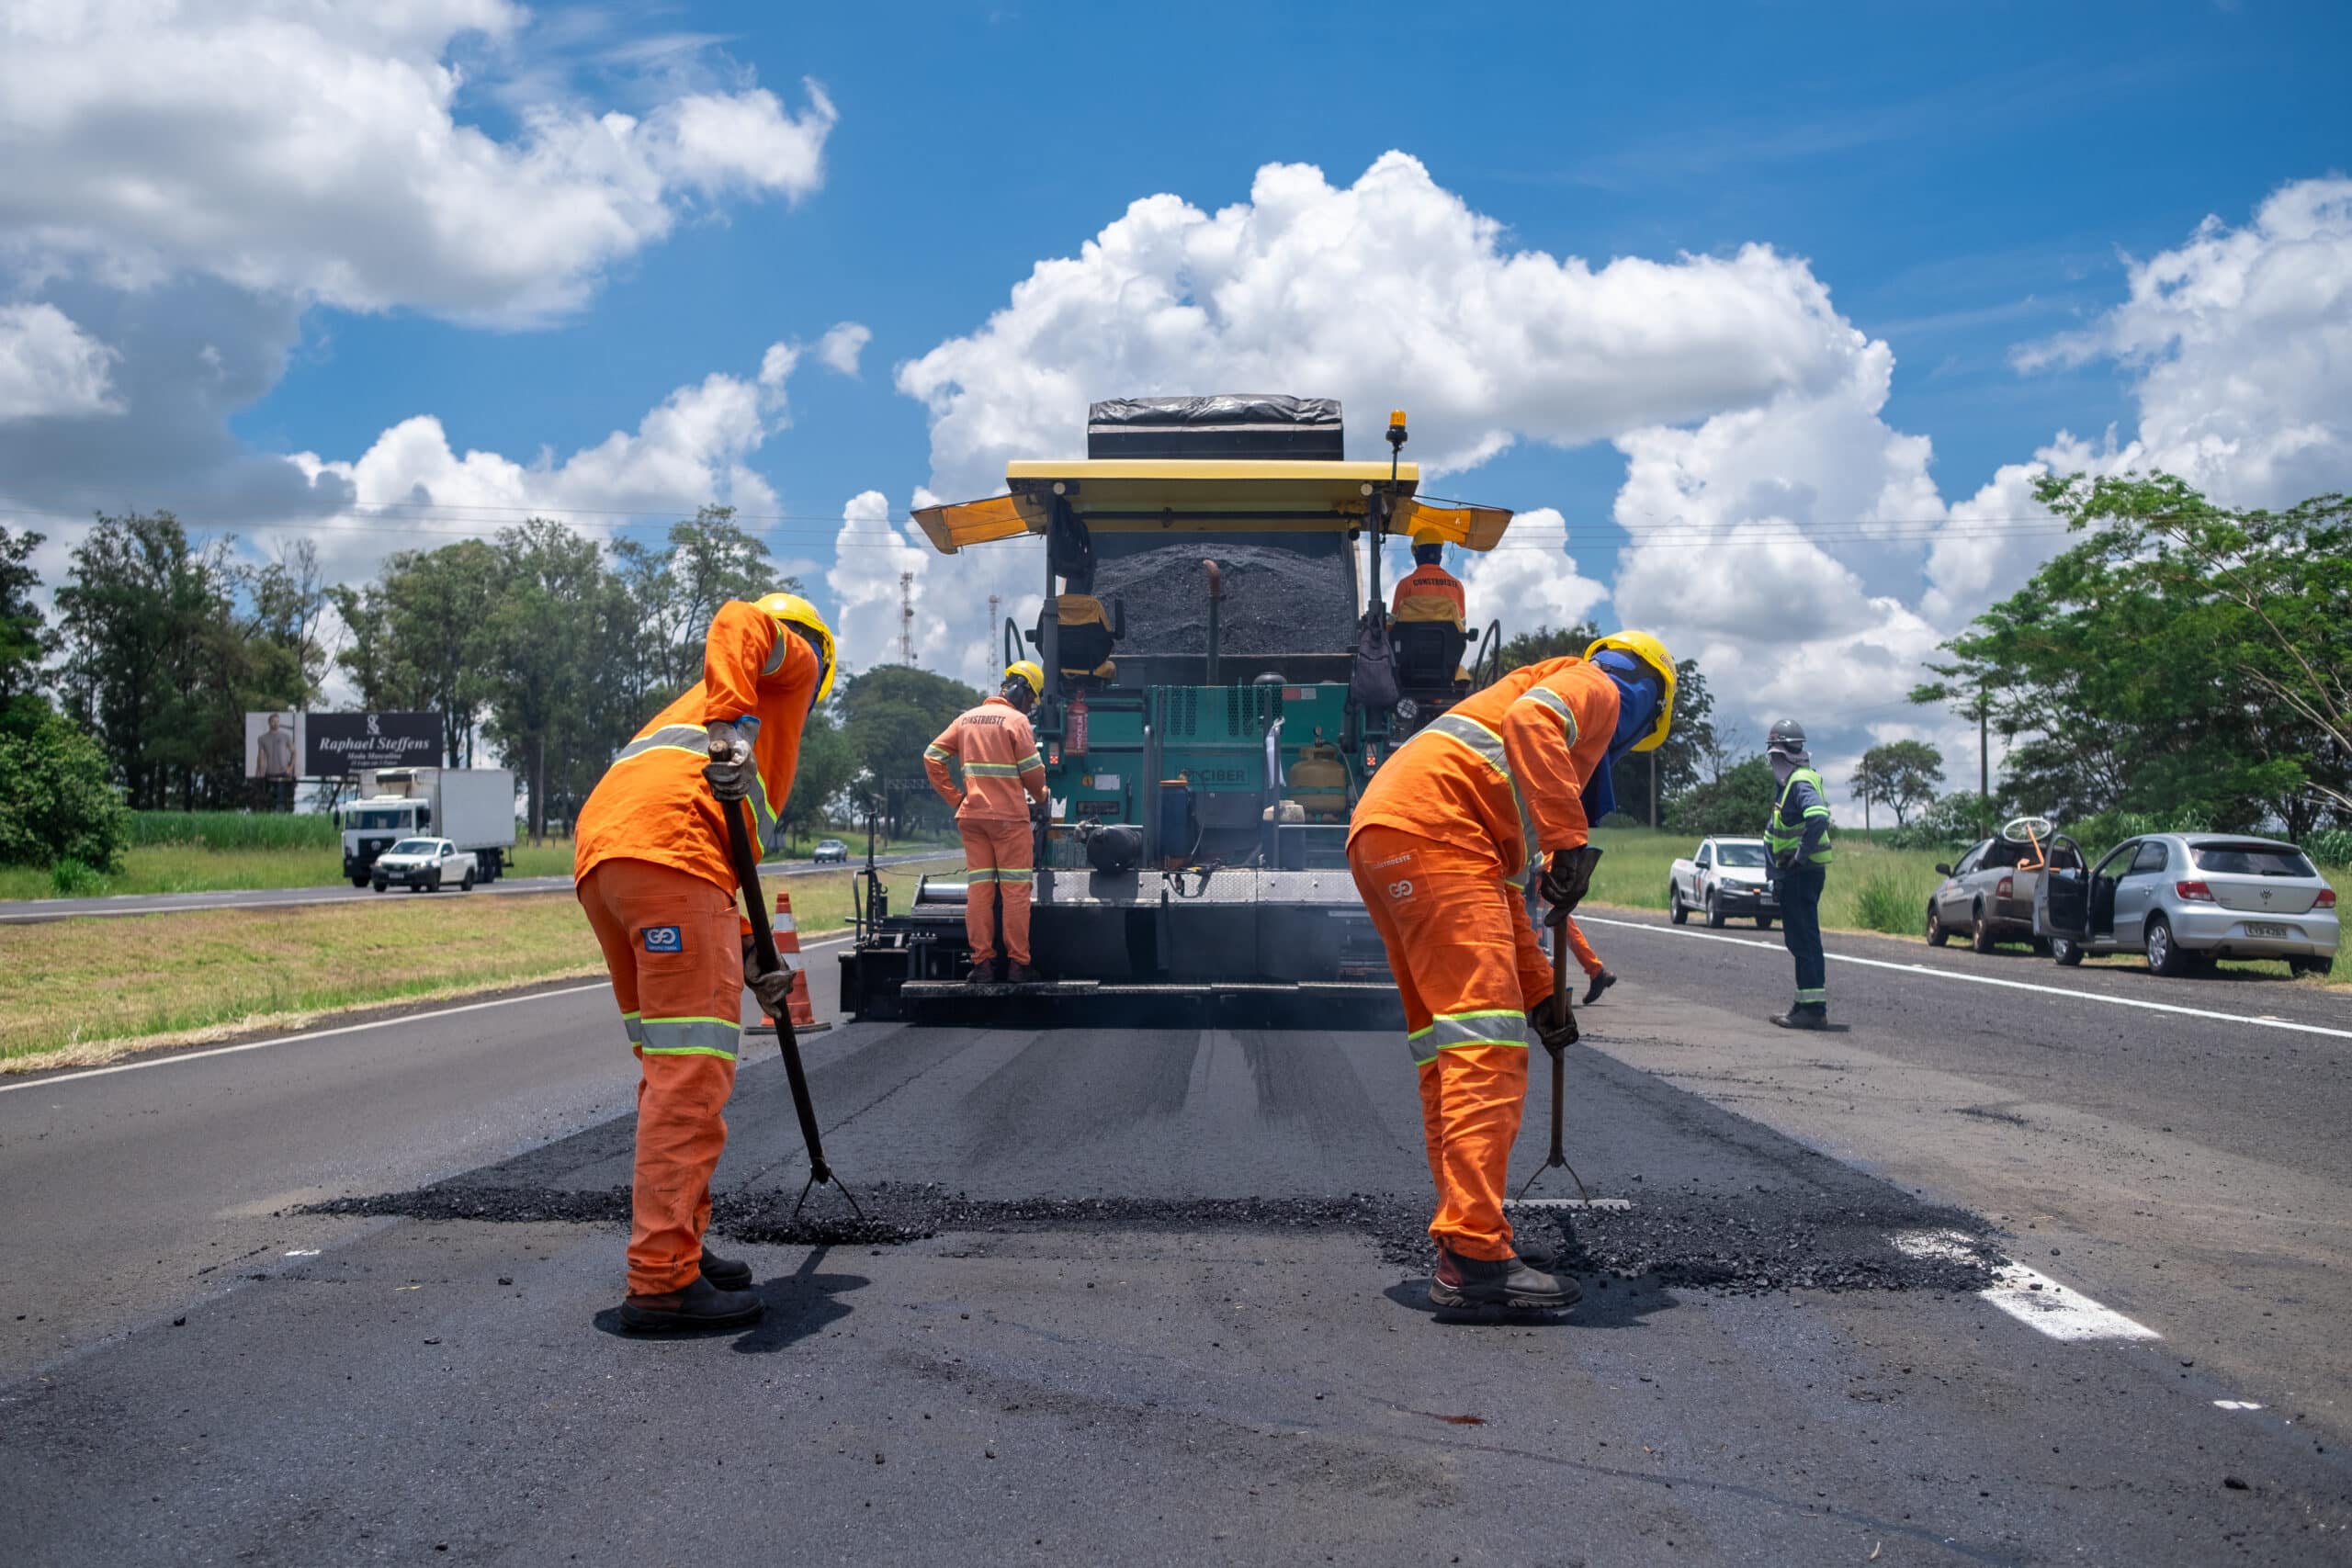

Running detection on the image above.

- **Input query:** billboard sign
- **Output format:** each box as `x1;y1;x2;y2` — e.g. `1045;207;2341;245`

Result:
245;711;301;781
303;712;441;777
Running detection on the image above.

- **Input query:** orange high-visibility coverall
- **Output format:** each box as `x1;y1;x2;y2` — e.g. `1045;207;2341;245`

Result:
573;603;822;1296
1347;657;1621;1262
1391;563;1467;626
925;695;1049;966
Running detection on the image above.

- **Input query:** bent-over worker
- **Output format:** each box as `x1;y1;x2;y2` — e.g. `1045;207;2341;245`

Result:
572;592;838;1333
926;660;1052;984
1347;632;1677;1313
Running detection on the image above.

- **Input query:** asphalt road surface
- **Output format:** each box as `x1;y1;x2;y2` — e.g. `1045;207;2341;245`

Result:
0;851;939;924
3;916;2348;1564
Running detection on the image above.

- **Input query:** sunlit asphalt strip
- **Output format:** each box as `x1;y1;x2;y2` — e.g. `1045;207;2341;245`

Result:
1896;1231;2161;1342
1580;914;2352;1043
0;934;855;1095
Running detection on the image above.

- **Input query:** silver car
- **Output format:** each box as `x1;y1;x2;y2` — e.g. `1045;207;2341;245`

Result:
2036;832;2340;977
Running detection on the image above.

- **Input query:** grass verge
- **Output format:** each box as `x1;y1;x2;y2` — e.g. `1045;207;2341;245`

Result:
0;839;585;901
0;854;964;1074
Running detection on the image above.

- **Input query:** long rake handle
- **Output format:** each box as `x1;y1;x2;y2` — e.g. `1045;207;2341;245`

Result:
719;793;836;1187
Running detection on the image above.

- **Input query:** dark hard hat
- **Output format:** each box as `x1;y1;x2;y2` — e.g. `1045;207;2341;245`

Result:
1767;718;1807;751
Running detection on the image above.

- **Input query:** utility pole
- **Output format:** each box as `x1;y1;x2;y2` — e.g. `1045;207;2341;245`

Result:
988;592;1000;660
899;570;916;666
1648;751;1658;829
1978;687;1989;804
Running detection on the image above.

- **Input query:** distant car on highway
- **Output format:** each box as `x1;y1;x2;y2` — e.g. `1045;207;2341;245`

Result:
812;839;849;863
371;838;476;894
1927;817;2085;953
1668;836;1778;928
2036;832;2340;976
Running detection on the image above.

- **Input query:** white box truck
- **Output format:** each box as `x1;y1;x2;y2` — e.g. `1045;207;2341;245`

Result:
339;767;519;886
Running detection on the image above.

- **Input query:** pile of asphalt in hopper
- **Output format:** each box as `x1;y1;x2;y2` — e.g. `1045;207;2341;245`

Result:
1094;542;1356;658
311;1181;1998;1295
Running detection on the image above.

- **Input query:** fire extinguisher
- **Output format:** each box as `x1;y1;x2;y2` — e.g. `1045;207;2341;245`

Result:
1066;687;1090;757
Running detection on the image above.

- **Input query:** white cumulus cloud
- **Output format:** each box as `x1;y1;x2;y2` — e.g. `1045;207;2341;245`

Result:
0;0;838;324
896;152;1876;502
0;301;119;420
282;343;800;584
2019;175;2352;509
814;321;871;377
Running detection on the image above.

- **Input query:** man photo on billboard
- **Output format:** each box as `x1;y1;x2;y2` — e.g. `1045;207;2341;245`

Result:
253;712;298;811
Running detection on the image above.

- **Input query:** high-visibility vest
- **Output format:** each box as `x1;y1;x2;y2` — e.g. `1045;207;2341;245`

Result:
1764;765;1835;865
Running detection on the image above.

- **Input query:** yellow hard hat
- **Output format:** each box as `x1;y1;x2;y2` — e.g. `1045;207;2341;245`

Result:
1003;660;1045;699
1583;630;1677;753
753;592;838;703
1410;526;1445;549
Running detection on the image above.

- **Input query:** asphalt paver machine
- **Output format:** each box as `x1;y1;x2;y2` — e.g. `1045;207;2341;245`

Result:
839;395;1518;1027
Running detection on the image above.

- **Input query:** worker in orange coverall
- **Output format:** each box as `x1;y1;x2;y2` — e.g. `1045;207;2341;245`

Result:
1347;632;1677;1313
573;592;837;1333
926;660;1052;983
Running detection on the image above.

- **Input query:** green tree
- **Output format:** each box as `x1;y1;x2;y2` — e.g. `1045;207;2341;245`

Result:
0;525;51;719
54;512;252;808
781;704;858;844
836;664;982;837
480;519;615;840
1664;754;1775;838
0;705;130;872
1911;473;2346;834
1852;739;1943;829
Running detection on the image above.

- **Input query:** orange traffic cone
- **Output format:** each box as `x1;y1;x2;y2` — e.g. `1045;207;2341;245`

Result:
757;887;831;1035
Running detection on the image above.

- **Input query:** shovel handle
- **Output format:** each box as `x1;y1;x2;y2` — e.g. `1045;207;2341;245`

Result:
717;790;835;1186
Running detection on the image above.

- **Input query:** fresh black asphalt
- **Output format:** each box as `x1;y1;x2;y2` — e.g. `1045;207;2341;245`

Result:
3;917;2348;1562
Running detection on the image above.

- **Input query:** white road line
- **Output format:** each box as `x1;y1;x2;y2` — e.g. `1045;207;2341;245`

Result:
1581;914;2352;1043
0;934;855;1095
1894;1231;2161;1343
2214;1400;2265;1411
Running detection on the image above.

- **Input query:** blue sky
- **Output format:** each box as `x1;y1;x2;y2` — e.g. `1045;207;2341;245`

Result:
5;0;2348;793
235;1;2340;543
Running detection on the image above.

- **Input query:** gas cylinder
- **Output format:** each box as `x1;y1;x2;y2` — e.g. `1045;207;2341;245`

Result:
1066;687;1089;756
1287;729;1351;821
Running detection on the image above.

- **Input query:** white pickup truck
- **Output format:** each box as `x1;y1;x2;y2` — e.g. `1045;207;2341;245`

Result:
1668;836;1779;929
369;837;478;893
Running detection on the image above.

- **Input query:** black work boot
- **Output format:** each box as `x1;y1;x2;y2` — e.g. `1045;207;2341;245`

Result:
1429;1247;1580;1312
618;1275;763;1334
1770;1003;1830;1030
699;1247;752;1292
1002;962;1040;985
1583;968;1618;1006
963;959;1002;985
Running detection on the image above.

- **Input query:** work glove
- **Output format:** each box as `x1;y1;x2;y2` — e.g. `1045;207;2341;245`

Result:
1772;848;1798;873
746;961;797;1021
704;720;754;802
1537;845;1604;926
1530;994;1578;1055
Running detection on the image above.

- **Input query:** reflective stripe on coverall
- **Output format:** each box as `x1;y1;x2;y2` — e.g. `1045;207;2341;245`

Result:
571;603;822;1297
926;694;1049;966
1347;658;1622;1260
